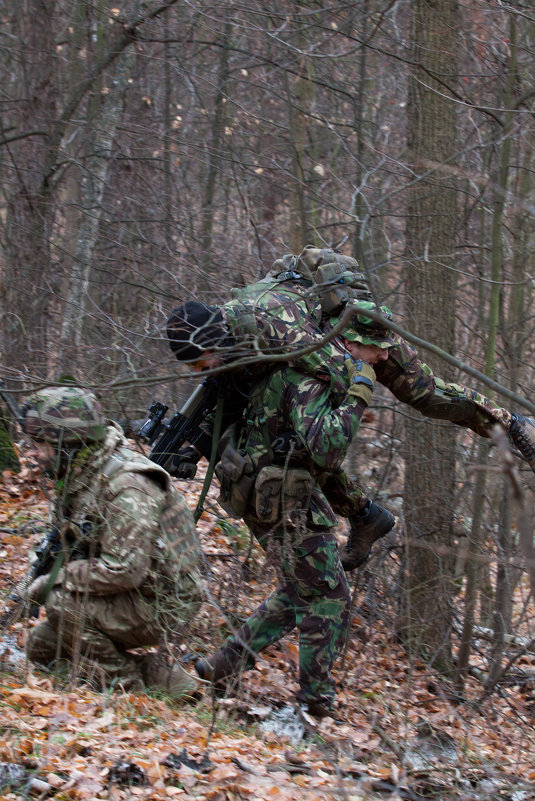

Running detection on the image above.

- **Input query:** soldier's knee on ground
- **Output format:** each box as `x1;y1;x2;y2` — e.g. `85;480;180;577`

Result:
26;619;60;667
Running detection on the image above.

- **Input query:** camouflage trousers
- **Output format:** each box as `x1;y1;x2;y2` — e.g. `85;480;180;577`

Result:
26;575;200;692
220;530;350;712
319;467;368;518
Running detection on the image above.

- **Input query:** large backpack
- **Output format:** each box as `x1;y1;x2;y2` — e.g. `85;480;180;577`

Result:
222;246;371;400
271;244;371;315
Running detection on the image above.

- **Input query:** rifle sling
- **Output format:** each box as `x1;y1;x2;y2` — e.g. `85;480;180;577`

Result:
40;550;66;604
194;393;224;523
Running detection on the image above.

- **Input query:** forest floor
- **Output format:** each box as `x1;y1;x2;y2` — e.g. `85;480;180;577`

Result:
1;450;535;801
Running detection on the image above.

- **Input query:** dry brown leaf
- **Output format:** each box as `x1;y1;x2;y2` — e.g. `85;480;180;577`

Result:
209;764;240;781
7;687;59;702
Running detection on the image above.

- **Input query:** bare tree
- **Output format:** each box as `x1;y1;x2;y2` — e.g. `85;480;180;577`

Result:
400;0;459;673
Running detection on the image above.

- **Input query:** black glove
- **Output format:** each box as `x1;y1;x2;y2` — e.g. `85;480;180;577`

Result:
170;446;201;479
509;413;535;471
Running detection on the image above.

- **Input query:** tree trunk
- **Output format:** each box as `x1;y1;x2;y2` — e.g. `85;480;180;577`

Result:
58;47;136;375
456;11;518;689
200;16;231;284
285;4;316;253
2;1;58;378
400;0;459;673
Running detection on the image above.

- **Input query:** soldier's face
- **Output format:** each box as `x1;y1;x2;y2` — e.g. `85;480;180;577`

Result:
343;339;390;364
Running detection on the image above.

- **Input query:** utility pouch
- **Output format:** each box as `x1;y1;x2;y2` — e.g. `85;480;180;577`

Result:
254;466;284;523
254;466;314;524
215;443;254;518
282;469;314;516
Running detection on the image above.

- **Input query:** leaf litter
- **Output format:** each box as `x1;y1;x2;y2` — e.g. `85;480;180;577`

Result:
1;457;535;800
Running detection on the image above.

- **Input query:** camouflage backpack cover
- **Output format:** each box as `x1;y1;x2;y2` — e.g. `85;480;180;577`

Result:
222;245;382;398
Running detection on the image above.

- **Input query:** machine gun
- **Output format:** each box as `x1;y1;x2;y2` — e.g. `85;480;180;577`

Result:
138;377;220;474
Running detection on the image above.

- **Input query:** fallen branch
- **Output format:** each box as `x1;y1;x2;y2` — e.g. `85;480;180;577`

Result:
454;623;535;652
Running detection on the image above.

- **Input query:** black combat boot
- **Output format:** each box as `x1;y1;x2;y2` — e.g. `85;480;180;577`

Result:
299;698;333;719
195;643;253;689
508;413;535;471
341;500;395;571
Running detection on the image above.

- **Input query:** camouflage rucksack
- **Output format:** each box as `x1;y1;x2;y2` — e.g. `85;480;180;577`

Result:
222;245;374;396
271;244;372;315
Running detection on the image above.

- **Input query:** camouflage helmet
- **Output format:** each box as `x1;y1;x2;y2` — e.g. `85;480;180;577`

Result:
22;386;107;446
333;302;396;349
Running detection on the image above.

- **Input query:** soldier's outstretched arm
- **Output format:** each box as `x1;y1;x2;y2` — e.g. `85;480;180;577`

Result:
374;339;509;434
374;338;535;471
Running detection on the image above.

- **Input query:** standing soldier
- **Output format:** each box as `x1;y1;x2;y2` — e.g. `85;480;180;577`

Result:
192;311;396;717
167;291;535;572
22;386;202;699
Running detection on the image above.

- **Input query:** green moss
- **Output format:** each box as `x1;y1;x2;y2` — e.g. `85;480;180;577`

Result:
0;418;19;472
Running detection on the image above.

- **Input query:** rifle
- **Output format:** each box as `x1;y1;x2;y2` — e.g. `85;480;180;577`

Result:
0;528;62;631
138;377;220;474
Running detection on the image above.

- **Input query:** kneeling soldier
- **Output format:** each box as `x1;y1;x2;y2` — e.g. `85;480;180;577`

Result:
22;385;202;699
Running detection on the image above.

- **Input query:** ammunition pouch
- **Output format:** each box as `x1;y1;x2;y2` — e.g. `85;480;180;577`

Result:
253;465;314;524
215;444;255;519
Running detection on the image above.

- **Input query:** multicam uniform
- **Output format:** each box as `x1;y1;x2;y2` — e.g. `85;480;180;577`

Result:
27;422;202;693
206;358;376;715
